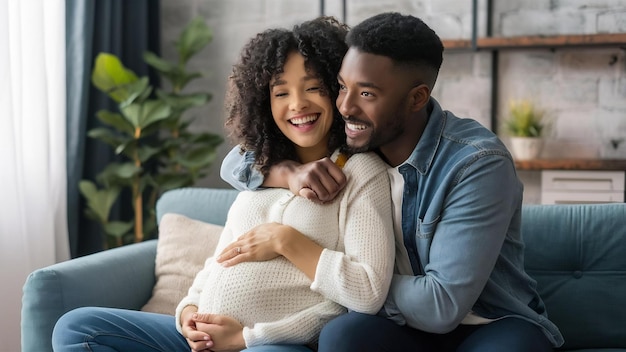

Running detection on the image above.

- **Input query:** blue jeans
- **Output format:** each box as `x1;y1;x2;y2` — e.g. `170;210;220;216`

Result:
317;312;554;352
52;307;313;352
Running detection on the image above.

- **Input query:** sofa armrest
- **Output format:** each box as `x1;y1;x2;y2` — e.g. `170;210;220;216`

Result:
22;239;157;352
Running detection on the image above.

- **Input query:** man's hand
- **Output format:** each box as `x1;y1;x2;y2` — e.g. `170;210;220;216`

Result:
194;313;245;352
264;158;346;203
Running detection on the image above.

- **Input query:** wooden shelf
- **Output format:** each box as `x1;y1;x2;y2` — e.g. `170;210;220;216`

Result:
514;159;626;171
443;33;626;51
442;39;474;50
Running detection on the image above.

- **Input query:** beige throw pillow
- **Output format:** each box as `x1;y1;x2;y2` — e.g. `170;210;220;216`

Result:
141;213;223;315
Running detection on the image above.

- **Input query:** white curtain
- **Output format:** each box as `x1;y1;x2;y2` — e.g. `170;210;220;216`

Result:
0;0;69;350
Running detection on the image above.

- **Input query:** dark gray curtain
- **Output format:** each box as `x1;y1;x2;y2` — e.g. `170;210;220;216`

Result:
66;0;161;258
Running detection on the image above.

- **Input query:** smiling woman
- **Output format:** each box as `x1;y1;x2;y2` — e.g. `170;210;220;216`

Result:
269;52;334;164
0;0;68;351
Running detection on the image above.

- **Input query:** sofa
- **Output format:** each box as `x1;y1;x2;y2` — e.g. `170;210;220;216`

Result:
22;187;626;352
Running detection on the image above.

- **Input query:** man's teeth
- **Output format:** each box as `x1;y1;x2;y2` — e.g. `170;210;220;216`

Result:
346;122;366;131
290;115;318;125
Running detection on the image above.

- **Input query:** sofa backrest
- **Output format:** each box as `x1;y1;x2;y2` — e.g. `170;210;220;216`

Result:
522;203;626;350
156;187;239;225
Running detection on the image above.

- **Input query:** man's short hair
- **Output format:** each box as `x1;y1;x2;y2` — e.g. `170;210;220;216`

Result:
347;12;444;76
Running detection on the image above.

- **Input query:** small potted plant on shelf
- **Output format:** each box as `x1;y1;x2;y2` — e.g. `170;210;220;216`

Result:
503;99;546;160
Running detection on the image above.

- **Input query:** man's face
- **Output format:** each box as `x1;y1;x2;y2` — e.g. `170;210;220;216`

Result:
336;47;415;156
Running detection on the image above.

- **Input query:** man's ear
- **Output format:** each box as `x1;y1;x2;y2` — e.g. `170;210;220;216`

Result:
409;84;430;112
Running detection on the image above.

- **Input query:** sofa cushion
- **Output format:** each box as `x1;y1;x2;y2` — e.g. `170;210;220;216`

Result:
141;213;223;315
522;203;626;351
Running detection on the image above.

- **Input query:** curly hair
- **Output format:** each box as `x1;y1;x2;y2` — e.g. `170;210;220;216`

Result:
347;12;443;87
225;16;349;175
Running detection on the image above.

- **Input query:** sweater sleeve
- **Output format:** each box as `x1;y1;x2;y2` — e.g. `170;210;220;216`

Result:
175;224;236;333
243;299;346;347
311;153;395;314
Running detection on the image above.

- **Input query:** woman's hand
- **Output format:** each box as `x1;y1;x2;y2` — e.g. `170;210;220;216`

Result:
216;222;290;266
181;306;214;352
216;222;323;280
193;313;245;352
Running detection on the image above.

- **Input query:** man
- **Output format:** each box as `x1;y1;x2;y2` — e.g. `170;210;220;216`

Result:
221;12;563;352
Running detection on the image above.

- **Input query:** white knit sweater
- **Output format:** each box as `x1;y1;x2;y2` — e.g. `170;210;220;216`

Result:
175;151;394;347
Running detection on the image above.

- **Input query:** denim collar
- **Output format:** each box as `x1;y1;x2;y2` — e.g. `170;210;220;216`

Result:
401;97;446;176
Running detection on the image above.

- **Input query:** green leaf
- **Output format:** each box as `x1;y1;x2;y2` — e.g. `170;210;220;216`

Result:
176;16;212;64
107;162;142;179
188;132;224;147
137;145;163;163
177;119;192;131
143;51;176;74
141;120;169;136
114;139;135;156
156;90;210;111
161;136;184;150
137;174;154;195
178;146;218;169
95;110;134;136
160;112;183;131
172;71;203;90
79;180;121;224
87;127;127;148
104;221;135;238
97;163;142;186
91;53;139;103
118;77;152;108
83;208;102;223
154;173;194;192
121;100;172;130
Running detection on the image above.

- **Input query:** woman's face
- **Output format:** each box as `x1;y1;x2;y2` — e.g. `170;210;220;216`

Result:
270;52;334;163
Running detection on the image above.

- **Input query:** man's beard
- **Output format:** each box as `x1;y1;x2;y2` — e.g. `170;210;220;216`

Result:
343;114;405;155
343;138;371;154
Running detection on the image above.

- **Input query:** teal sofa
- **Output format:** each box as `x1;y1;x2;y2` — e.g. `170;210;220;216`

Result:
22;187;626;352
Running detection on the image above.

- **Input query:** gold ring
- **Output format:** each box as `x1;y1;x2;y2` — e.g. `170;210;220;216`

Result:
236;247;241;254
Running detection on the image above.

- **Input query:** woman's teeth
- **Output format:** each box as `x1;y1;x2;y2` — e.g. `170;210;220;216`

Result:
290;114;319;125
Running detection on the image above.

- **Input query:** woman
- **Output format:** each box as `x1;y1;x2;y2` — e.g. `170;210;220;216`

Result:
52;17;394;352
180;16;395;351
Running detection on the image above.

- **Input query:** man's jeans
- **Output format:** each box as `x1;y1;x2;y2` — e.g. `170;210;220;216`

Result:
317;311;553;352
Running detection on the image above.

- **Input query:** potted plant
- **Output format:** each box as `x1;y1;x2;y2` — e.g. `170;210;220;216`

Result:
503;99;546;160
80;17;223;249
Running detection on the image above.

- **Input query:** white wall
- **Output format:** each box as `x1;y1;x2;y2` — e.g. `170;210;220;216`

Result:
160;0;626;202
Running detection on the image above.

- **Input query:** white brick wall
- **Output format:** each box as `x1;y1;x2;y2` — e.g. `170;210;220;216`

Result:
161;0;626;203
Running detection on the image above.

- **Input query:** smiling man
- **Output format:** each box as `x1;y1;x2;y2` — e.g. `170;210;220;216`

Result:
221;12;564;352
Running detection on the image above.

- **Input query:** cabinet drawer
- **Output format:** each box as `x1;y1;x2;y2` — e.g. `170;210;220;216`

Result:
541;170;625;192
541;190;625;204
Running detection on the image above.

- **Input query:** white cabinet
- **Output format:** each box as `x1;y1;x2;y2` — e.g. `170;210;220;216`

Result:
541;170;625;204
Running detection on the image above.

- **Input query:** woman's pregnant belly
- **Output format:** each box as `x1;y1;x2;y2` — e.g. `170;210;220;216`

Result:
197;257;324;327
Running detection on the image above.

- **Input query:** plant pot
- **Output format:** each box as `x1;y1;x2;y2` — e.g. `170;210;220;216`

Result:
510;137;543;160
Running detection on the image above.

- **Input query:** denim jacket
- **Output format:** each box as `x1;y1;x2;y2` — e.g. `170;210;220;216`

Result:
220;98;564;347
